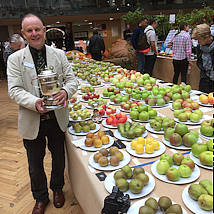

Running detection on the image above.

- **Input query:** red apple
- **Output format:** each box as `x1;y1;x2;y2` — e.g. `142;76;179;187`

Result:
106;109;113;115
106;117;113;125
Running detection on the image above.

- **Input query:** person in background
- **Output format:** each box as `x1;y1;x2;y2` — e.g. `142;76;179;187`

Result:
168;22;192;84
123;24;132;41
144;18;158;76
88;29;105;61
131;17;148;74
3;34;25;66
192;23;214;93
210;18;214;37
7;13;78;214
65;28;75;51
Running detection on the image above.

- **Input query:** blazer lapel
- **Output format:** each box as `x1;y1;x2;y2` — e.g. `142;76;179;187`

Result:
23;46;40;97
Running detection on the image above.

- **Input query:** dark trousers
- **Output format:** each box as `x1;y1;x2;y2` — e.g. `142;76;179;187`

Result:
199;76;214;93
137;51;145;74
172;59;188;84
144;54;157;76
91;52;102;61
23;116;65;202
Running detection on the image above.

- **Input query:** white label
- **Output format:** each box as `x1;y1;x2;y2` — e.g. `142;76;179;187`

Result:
24;62;35;69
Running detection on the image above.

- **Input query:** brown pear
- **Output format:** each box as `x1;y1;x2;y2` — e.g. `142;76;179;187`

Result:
110;156;120;166
93;153;103;163
98;156;108;167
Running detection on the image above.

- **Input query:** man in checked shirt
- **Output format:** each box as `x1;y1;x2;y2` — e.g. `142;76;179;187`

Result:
168;22;193;84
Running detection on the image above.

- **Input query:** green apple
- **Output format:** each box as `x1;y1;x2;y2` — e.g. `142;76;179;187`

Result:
148;110;157;119
189;130;199;140
175;123;188;137
199;151;213;166
189;113;201;123
181;158;195;170
172;93;182;101
184;84;192;92
200;125;214;137
157;98;165;106
178;164;192;178
170;133;182;147
173;152;184;165
156;160;170;175
160;153;173;166
182;133;197;147
174;110;182;118
206;140;214;152
172;101;182;110
137;78;144;86
166;168;180;181
139;111;149;121
130;110;139;120
194;109;203;119
182;91;190;99
178;112;188;122
192;143;208;158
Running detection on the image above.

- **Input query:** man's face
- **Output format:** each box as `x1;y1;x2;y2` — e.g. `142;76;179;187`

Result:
21;16;46;50
141;19;148;28
153;21;158;29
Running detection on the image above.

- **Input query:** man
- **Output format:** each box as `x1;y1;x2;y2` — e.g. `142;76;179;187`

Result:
168;22;192;84
144;19;158;76
88;29;105;61
131;18;148;74
3;34;25;66
123;24;132;41
7;14;78;214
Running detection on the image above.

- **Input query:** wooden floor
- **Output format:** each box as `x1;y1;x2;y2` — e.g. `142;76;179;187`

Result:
0;80;84;214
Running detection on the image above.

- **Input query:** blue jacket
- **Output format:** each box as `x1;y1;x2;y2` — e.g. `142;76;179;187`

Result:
131;26;143;50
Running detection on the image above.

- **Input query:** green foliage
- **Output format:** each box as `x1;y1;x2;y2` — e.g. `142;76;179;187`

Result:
121;8;144;26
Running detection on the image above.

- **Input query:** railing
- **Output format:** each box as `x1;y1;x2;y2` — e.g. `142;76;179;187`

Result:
0;0;213;18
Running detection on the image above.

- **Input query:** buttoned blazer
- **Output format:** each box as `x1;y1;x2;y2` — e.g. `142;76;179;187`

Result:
7;45;78;140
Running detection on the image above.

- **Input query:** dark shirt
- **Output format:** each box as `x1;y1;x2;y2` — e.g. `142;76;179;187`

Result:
88;34;105;54
131;26;145;50
123;29;132;40
29;45;47;74
3;45;15;66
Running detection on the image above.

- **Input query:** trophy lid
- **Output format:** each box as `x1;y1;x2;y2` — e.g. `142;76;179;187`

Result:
38;67;57;77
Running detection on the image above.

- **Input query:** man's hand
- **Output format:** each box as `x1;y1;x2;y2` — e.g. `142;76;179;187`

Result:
35;98;49;114
53;89;68;107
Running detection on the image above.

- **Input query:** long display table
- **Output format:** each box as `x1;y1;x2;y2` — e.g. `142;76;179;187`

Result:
65;80;213;214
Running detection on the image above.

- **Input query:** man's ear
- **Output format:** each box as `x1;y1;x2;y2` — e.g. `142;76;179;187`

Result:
21;30;26;40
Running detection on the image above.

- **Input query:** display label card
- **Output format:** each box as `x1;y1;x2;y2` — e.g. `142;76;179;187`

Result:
96;172;107;181
112;139;126;149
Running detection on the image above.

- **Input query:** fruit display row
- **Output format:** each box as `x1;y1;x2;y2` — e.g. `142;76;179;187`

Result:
199;93;214;105
69;96;77;103
163;123;200;148
71;120;96;133
114;166;149;194
117;121;146;139
172;98;199;111
104;113;128;127
82;92;100;101
68;102;83;111
120;100;141;112
84;131;110;148
102;87;121;98
187;180;213;211
69;109;91;121
149;116;175;132
80;85;95;93
97;105;117;117
109;94;130;105
156;152;197;181
87;98;108;108
93;147;124;167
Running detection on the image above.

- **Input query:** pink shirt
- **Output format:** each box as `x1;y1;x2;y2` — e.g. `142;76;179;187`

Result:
169;30;192;61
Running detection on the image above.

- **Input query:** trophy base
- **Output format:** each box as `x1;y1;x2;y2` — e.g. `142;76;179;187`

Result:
43;96;63;110
43;105;63;110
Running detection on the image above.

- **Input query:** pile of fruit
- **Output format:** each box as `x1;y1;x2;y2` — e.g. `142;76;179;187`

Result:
93;146;124;167
164;123;200;147
138;196;183;214
69;109;91;120
120;100;141;112
82;92;99;101
80;86;95;93
97;105;116;116
170;84;192;101
145;94;170;107
84;131;109;148
130;105;157;121
68;102;82;111
105;113;128;126
102;87;121;98
200;119;214;137
188;180;213;211
114;166;149;194
199;93;214;105
69;97;77;103
109;94;130;105
156;153;196;181
87;76;102;86
149;116;175;132
192;140;213;166
71;120;96;133
117;121;146;139
88;98;108;107
172;98;199;110
131;137;159;154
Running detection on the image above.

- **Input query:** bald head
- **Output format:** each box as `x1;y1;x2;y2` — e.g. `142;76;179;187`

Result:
21;14;46;50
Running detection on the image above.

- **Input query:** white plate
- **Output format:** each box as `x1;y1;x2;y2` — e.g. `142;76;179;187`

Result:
68;104;85;111
198;100;213;107
199;132;214;140
100;94;110;99
89;150;130;171
162;138;202;150
132;118;150;123
114;130;148;142
189;152;213;170
126;142;166;158
118;106;131;113
104;171;155;199
79;98;90;103
86;102;110;109
78;91;95;95
174;115;210;125
145;123;164;134
77;136;115;152
182;184;213;214
127;196;188;214
145;103;169;108
92;83;104;88
109;101;121;106
69;116;91;122
68;124;100;136
151;160;200;185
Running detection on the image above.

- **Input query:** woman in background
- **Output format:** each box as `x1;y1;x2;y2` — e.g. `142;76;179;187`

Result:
192;24;214;93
